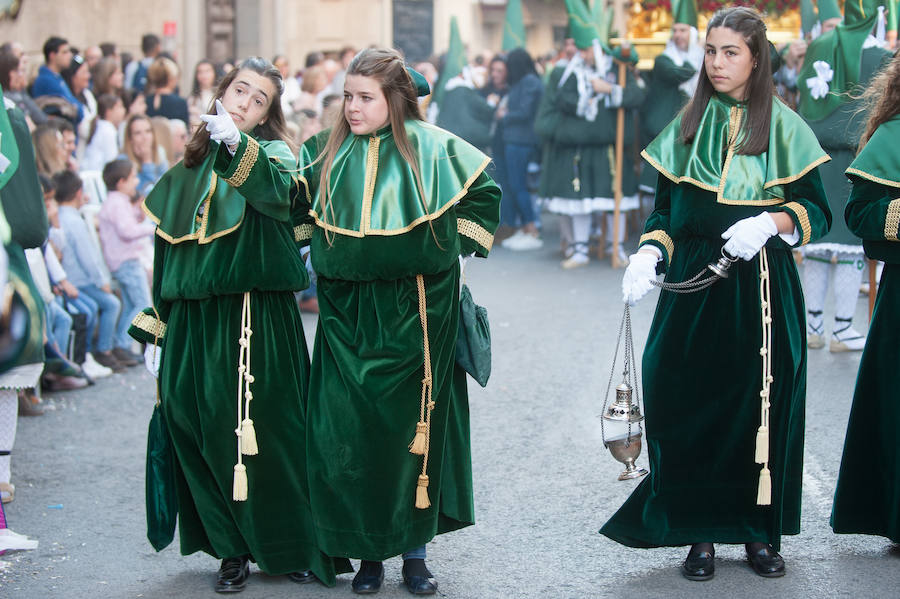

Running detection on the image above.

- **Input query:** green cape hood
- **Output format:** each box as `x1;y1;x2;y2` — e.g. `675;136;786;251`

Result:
846;115;900;187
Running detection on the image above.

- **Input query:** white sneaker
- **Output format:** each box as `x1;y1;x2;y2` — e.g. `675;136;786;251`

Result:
500;230;525;249
81;353;113;379
505;233;544;251
561;253;590;269
0;528;39;551
830;326;866;352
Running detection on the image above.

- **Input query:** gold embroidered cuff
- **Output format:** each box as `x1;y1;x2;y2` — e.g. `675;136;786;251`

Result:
885;199;900;241
132;311;167;340
457;218;494;251
294;223;314;242
224;137;260;188
639;230;674;263
781;201;811;246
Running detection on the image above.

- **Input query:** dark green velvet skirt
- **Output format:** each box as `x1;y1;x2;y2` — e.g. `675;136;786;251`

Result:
600;237;806;551
307;266;475;560
831;263;900;542
159;291;351;581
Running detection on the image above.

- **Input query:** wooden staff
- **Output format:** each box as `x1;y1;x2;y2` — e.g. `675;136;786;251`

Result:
611;44;630;269
868;258;877;320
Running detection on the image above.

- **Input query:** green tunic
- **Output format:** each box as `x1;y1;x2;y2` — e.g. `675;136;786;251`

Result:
601;94;832;550
831;116;900;541
298;120;500;560
536;62;645;212
128;134;350;581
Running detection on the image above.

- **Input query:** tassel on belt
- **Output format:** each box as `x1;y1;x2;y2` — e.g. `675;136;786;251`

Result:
232;291;258;501
408;274;434;510
755;249;773;506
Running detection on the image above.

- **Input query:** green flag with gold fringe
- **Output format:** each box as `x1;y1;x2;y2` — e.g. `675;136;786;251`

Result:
502;0;526;51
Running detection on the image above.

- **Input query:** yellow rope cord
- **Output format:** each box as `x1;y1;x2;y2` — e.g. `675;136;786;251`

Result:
232;292;254;501
756;249;773;505
412;274;434;509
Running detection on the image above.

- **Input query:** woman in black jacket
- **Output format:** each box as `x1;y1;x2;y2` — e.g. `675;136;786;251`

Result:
498;48;544;251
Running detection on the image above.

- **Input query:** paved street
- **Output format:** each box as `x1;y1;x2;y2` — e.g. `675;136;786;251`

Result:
1;215;897;598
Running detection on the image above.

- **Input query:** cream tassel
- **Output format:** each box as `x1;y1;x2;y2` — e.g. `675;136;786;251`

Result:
755;425;769;464
757;466;771;505
409;422;427;455
415;475;431;509
240;418;259;455
233;464;248;501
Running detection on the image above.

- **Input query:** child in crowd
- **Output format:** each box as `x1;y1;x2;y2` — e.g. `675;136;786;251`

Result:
52;170;128;371
81;93;126;171
97;159;153;363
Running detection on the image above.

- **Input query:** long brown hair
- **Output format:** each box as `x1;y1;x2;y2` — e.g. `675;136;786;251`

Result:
123;113;160;167
316;47;428;243
857;51;900;151
183;56;292;168
680;7;773;156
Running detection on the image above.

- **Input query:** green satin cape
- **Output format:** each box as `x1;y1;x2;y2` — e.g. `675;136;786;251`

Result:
144;134;296;243
642;94;829;206
846;115;900;188
303;120;490;237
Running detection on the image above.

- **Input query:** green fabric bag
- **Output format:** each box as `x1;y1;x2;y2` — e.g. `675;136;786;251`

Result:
146;401;178;552
455;284;491;387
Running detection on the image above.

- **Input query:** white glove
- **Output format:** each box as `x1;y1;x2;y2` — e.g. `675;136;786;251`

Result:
199;99;241;148
144;344;161;379
621;251;659;306
721;212;778;261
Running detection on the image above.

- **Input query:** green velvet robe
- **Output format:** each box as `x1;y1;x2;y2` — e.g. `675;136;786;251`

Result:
298;120;500;560
601;94;832;550
536;62;645;209
128;134;350;581
831;118;900;541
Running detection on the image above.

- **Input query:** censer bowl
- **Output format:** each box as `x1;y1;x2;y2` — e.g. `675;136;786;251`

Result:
605;433;649;481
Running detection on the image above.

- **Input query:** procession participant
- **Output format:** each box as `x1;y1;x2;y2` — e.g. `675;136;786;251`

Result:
127;57;350;593
536;0;644;268
298;48;500;595
601;7;831;581
638;0;703;198
831;52;900;543
796;0;892;353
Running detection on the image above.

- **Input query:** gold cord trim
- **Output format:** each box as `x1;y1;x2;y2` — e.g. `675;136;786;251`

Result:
233;291;257;502
755;248;773;506
640;149;719;193
131;311;167;339
845;167;900;189
781;201;812;245
884;198;900;241
764;154;831;189
308;156;492;238
225;137;260;188
409;274;434;509
294;223;314;242
457;218;494;251
360;136;381;234
716;106;742;204
639;230;675;263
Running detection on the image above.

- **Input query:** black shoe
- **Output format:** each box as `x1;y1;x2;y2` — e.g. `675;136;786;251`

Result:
287;569;316;584
215;556;250;593
681;543;715;581
351;560;384;594
746;542;786;577
401;559;437;595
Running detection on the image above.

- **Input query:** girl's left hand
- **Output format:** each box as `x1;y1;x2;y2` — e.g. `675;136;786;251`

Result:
721;212;778;260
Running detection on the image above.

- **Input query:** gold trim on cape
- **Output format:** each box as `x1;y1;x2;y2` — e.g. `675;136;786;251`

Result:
457;218;494;251
294;223;314;242
845;167;900;189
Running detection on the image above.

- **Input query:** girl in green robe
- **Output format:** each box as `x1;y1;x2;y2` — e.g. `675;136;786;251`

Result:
297;48;501;595
128;57;350;592
602;8;832;581
831;54;900;543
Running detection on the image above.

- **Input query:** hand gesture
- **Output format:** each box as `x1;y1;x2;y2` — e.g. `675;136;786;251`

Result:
621;252;659;305
199;100;241;148
721;213;777;261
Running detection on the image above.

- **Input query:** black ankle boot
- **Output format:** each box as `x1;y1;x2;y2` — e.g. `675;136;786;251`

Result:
746;542;786;577
351;560;384;594
402;559;437;595
681;543;715;581
215;555;250;593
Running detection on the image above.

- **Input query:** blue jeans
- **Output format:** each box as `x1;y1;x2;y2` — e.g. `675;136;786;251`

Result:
45;298;73;351
504;143;537;225
77;285;121;353
401;545;426;560
64;293;97;357
112;260;150;350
